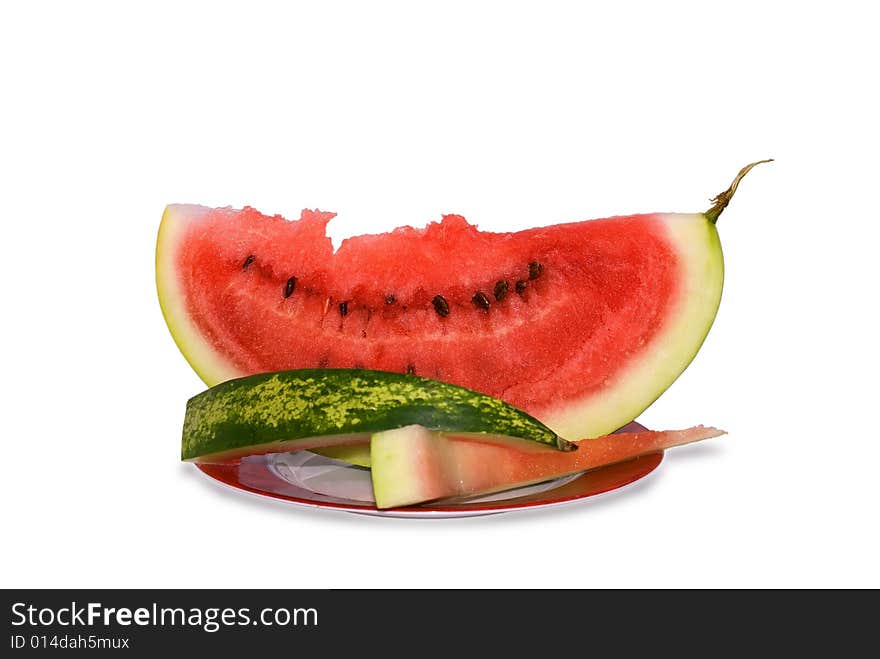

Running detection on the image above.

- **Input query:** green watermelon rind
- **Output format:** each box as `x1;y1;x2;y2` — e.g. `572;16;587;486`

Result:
182;368;569;463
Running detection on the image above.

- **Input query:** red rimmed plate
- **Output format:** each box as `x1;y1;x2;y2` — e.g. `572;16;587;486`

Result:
194;421;662;518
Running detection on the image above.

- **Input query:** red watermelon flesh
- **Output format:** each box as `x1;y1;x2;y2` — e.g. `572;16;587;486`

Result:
157;205;724;441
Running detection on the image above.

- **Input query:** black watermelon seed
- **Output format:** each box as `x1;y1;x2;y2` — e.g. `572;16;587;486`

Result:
242;255;255;270
432;295;450;317
516;279;528;294
493;280;509;301
284;276;297;298
385;294;396;305
529;261;543;280
406;364;416;375
339;301;349;317
472;291;491;310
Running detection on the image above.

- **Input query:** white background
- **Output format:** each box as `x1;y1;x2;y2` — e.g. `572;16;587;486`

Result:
2;1;878;588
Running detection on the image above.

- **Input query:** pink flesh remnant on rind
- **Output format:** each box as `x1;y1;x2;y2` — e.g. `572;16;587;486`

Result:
376;425;725;508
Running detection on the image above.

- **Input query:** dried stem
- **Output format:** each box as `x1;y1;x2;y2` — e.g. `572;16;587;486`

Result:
705;159;773;223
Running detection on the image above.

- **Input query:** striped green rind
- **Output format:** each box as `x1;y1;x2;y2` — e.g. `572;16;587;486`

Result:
182;368;571;462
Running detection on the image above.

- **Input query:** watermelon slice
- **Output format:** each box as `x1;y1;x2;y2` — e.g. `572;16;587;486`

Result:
157;162;767;443
370;424;725;508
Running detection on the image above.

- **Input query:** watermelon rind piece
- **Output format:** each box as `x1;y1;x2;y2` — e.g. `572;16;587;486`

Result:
370;424;726;508
182;368;572;463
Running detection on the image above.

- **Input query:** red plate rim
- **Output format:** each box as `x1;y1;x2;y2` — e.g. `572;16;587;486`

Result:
194;442;663;517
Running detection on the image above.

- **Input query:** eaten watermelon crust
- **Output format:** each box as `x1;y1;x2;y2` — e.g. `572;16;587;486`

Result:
158;206;721;442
